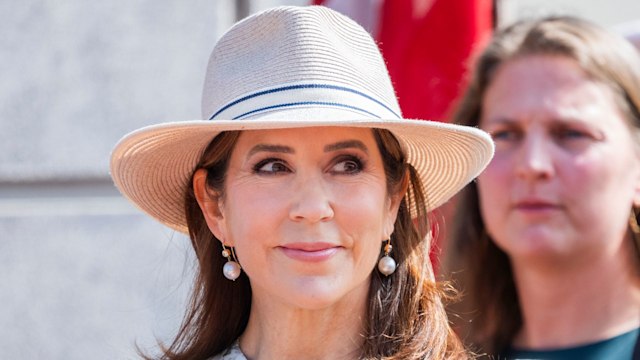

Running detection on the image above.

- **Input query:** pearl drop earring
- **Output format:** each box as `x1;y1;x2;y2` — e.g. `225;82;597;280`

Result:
221;243;242;281
377;239;396;276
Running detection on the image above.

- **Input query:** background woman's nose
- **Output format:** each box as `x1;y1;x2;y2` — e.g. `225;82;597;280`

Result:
515;133;555;181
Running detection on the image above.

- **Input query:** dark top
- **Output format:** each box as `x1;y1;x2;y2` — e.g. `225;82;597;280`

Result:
503;327;640;360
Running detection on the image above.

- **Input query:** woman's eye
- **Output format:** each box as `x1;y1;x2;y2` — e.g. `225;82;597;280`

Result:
331;157;363;174
556;128;587;140
490;129;519;141
254;159;290;174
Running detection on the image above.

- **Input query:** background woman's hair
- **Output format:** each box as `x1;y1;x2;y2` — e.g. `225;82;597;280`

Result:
143;128;468;359
445;15;640;355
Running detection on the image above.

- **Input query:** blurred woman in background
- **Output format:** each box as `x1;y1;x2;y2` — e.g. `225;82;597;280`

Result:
445;16;640;359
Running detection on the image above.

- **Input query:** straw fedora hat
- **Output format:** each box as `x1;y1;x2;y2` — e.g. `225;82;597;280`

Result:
110;5;494;234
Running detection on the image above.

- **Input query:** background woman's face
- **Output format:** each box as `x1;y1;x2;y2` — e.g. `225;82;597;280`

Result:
477;55;640;263
208;127;401;310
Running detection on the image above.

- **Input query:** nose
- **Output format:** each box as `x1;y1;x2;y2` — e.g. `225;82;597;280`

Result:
515;132;555;181
289;173;335;223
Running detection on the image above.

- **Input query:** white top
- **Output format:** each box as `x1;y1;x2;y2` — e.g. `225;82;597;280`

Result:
209;341;247;360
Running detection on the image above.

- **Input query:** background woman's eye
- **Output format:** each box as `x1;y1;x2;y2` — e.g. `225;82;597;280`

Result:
557;128;586;139
491;129;519;141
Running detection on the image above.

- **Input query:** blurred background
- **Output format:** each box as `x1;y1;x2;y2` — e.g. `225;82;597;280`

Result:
1;0;638;358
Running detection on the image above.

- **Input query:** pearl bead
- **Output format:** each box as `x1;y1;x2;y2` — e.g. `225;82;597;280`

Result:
223;261;241;281
221;249;230;258
377;255;396;276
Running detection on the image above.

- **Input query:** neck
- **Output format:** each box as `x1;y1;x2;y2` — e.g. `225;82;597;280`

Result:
511;237;640;349
239;285;368;360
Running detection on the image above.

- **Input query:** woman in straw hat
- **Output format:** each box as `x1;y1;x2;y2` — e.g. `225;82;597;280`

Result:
444;16;640;359
111;6;493;360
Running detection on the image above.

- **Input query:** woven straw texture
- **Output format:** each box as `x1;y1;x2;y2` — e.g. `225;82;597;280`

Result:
110;6;494;234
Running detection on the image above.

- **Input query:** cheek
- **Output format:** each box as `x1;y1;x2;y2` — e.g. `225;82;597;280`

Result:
566;154;636;221
221;183;289;249
476;161;509;228
334;182;390;225
477;163;504;196
332;182;392;264
344;197;388;269
477;154;510;189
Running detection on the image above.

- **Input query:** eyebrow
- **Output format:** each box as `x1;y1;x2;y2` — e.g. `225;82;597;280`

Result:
481;117;517;126
247;144;293;157
248;140;369;157
483;116;590;127
324;140;368;153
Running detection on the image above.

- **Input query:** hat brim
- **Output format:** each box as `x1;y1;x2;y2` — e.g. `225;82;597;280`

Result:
110;116;493;234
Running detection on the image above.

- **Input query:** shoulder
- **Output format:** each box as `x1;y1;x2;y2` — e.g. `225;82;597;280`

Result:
208;341;247;360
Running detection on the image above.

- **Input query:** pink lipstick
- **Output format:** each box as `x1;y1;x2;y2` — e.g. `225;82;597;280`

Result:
279;242;341;262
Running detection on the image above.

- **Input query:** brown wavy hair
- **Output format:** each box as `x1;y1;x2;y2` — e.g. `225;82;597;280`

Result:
444;16;640;356
143;128;469;359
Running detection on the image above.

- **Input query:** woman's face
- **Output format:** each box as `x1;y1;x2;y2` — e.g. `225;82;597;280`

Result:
478;55;640;262
199;127;402;310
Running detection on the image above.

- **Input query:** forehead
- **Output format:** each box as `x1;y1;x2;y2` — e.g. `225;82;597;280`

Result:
482;55;622;124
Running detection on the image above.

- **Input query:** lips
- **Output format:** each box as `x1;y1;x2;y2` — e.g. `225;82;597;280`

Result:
513;198;561;211
278;242;341;262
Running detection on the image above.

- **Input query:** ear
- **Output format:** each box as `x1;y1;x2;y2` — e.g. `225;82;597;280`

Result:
383;169;410;239
633;179;640;208
192;168;231;245
633;151;640;208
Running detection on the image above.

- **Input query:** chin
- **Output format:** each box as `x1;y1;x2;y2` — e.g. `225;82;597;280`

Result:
508;239;576;265
276;276;368;310
497;229;574;261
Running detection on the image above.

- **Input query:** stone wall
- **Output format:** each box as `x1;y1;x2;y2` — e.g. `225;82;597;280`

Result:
2;1;233;358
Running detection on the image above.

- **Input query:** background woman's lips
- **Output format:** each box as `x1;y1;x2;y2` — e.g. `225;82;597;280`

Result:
513;200;561;213
279;243;341;262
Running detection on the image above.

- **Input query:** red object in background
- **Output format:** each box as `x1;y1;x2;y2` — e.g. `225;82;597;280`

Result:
378;0;493;121
313;0;493;121
313;0;494;271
